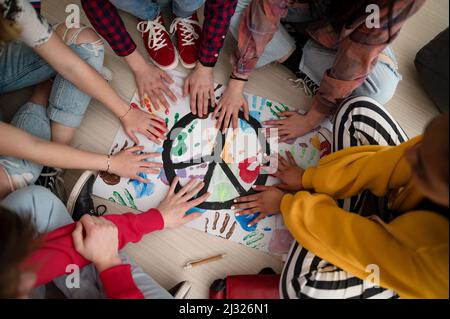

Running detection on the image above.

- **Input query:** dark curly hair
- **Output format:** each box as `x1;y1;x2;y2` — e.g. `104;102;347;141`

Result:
306;0;397;40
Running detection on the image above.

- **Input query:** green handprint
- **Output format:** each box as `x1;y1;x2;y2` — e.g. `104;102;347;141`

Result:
109;188;137;210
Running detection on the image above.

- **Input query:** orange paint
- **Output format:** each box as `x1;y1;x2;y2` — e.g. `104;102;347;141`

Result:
311;135;321;151
144;97;152;113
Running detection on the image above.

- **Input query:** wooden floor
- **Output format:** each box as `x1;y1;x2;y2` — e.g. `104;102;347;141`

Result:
1;0;448;298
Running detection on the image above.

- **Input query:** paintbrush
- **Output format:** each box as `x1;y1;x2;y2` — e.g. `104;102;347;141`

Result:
183;253;226;270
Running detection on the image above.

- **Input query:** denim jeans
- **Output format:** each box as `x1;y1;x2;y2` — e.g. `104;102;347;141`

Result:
229;0;297;68
0;102;51;190
0;39;104;128
229;0;402;104
300;40;402;105
0;185;173;299
109;0;205;20
0;31;104;190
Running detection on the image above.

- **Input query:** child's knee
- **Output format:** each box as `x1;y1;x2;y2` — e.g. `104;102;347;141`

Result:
74;27;103;46
175;0;203;14
56;25;105;71
55;25;103;46
370;79;399;105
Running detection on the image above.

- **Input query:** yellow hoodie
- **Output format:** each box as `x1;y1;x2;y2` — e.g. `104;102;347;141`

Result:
281;136;449;299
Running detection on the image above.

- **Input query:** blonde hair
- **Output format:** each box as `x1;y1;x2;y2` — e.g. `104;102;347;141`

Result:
0;9;21;44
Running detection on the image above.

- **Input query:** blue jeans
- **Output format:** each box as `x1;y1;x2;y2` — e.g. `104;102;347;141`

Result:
229;0;297;68
0;40;104;127
109;0;205;20
0;186;173;299
0;33;104;190
0;103;51;190
229;0;402;104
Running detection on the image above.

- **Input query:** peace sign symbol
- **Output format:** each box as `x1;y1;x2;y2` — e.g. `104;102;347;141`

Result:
162;106;270;210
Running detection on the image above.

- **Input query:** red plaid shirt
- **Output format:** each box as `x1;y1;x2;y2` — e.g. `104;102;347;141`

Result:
233;0;426;115
81;0;237;66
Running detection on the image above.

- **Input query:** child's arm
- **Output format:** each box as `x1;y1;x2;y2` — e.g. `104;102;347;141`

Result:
302;136;422;200
0;122;161;182
98;264;145;299
281;191;449;298
213;0;285;131
25;178;208;292
33;31;166;145
231;0;286;76
24;209;165;288
80;0;136;57
81;0;177;114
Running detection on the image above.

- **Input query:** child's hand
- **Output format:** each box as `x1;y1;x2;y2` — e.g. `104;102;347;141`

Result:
213;79;249;132
264;110;325;142
233;185;285;227
264;151;304;192
183;63;215;118
157;177;210;228
72;215;122;272
121;108;168;145
134;63;177;112
110;146;162;182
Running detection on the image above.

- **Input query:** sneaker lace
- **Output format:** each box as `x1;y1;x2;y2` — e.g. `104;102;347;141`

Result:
92;204;107;217
289;75;319;96
170;16;200;46
137;16;168;51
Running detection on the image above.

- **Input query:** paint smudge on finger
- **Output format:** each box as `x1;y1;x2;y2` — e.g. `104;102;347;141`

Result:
185;207;207;215
144;97;153;113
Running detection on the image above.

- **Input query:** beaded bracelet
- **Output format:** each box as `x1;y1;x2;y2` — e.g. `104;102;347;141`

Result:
106;155;111;173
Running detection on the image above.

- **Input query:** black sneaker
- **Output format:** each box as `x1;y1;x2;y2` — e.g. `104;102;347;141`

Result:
258;267;277;275
66;171;107;221
35;166;67;202
288;71;320;96
281;45;303;74
169;281;192;299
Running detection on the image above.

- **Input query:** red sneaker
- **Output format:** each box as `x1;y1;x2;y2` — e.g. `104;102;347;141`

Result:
137;14;178;70
170;13;202;69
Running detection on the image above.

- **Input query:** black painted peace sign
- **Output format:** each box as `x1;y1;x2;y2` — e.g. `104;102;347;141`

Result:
162;106;270;210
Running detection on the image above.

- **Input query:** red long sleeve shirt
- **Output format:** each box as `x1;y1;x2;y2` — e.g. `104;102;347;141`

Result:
23;209;165;299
